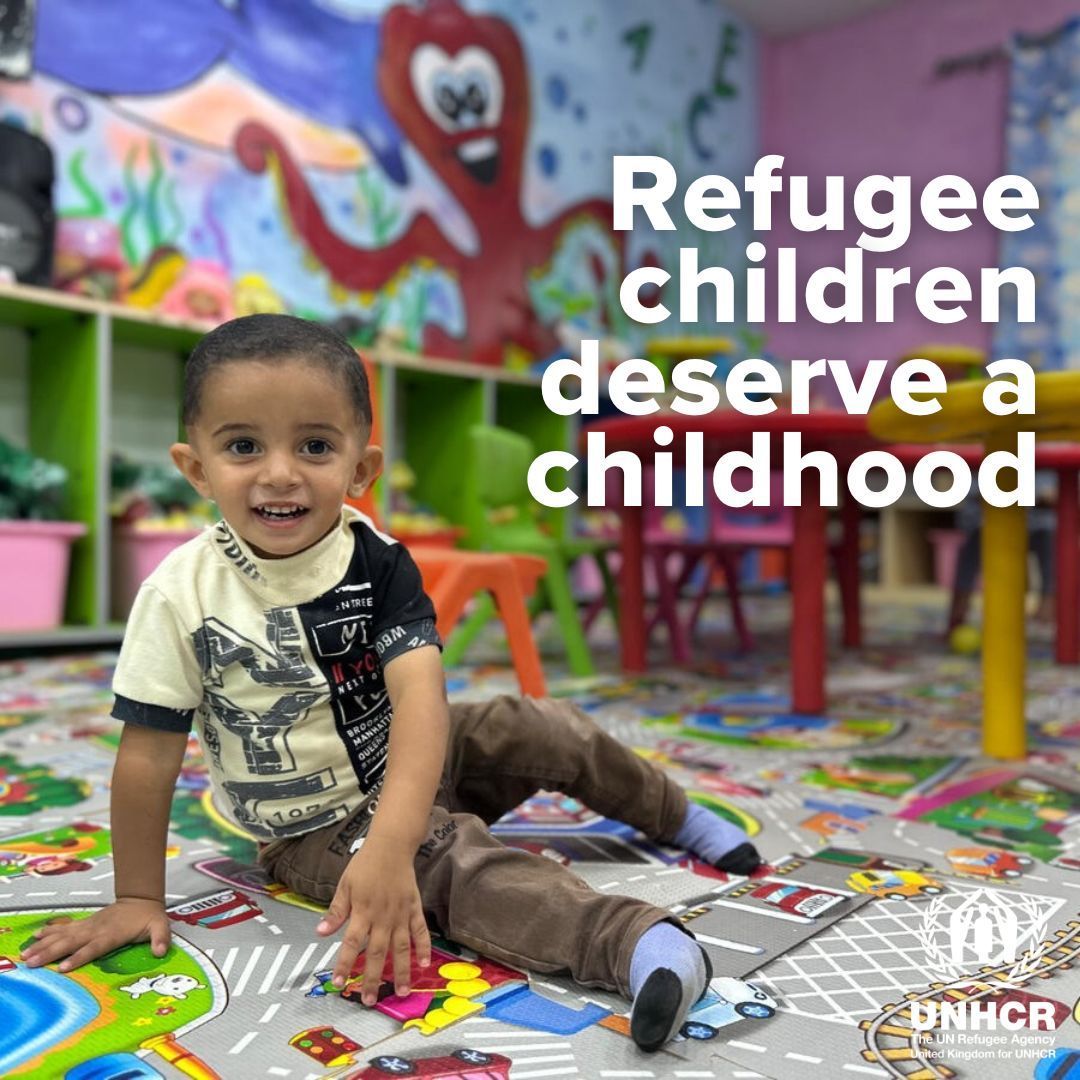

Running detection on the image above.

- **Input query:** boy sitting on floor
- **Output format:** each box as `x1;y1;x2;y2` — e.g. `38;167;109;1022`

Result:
21;315;760;1051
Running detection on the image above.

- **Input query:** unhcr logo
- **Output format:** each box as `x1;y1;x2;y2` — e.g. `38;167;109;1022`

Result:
948;893;1021;968
915;886;1059;982
910;998;1059;1031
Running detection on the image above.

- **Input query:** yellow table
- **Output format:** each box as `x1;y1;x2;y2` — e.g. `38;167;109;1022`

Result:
869;371;1080;759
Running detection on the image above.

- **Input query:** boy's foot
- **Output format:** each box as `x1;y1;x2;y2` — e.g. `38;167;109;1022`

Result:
629;922;710;1052
674;802;763;874
714;841;763;875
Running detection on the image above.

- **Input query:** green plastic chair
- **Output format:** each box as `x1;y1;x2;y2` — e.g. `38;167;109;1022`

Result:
442;424;616;676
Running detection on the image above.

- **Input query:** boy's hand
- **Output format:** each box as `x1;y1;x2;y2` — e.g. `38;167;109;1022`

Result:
316;837;430;1004
20;897;171;972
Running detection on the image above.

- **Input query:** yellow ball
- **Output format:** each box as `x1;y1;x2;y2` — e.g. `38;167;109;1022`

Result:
949;624;981;655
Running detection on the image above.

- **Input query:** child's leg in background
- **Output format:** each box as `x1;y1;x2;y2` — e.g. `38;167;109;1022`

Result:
947;503;1056;629
443;696;756;870
1030;521;1054;621
1031;471;1057;622
947;497;982;633
947;534;981;633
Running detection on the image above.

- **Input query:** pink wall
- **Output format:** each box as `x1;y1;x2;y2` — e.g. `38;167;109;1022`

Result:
760;0;1078;366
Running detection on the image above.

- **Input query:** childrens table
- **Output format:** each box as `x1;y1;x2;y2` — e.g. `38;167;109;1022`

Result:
868;371;1080;759
584;410;874;714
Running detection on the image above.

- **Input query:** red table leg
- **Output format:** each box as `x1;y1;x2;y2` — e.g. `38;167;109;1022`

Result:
839;497;862;649
792;473;827;714
619;502;646;672
1056;467;1079;665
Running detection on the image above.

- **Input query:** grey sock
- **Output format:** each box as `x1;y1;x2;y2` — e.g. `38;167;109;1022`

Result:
628;922;709;1052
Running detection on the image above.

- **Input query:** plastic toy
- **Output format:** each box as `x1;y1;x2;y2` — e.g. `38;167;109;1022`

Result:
124;246;187;308
387;461;456;539
949;623;981;655
0;437;68;520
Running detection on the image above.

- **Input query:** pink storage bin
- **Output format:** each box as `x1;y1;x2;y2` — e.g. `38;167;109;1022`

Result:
0;520;87;631
112;525;203;619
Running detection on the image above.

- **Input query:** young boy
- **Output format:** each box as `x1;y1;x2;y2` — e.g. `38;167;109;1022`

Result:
21;315;760;1052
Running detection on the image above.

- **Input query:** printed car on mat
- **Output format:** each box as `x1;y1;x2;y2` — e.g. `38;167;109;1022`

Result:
847;869;944;900
347;1048;511;1078
751;881;847;917
680;978;778;1040
946;847;1032;879
167;888;262;929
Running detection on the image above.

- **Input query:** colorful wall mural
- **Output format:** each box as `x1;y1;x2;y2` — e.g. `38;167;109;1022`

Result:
0;0;758;366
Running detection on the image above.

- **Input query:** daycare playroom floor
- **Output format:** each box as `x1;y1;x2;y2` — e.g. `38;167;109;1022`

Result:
3;593;1080;1080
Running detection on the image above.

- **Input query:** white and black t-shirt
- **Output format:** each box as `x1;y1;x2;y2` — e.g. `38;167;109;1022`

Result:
112;507;440;840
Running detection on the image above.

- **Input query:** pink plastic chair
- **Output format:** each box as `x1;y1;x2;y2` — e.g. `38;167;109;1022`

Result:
582;469;859;663
646;476;771;661
583;468;753;660
664;473;862;662
711;473;794;547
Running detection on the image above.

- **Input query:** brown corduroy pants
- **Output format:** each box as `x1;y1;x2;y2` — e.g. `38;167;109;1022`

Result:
257;696;689;995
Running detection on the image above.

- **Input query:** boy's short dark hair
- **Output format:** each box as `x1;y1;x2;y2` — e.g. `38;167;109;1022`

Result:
182;314;372;430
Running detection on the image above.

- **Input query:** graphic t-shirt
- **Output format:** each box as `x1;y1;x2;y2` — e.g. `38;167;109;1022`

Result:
111;507;439;839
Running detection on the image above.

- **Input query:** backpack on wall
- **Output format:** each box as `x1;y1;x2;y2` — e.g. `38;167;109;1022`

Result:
0;123;55;286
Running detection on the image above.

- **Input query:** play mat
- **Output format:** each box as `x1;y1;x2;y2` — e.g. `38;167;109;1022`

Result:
3;598;1080;1079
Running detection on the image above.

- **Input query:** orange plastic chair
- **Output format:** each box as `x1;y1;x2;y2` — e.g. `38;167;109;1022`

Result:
346;353;549;697
412;549;548;695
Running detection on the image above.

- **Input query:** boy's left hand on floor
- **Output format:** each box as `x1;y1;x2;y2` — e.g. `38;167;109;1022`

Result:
315;837;431;1004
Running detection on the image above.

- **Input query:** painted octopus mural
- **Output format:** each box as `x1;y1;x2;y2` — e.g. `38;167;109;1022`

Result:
23;0;748;364
235;0;620;364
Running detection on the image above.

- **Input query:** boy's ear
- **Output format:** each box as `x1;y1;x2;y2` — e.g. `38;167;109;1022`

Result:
349;445;384;498
170;442;213;500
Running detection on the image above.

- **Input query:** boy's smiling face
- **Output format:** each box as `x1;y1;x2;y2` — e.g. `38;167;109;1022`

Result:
171;358;381;559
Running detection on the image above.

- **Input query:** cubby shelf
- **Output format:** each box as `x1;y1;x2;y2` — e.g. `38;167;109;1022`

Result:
0;280;567;651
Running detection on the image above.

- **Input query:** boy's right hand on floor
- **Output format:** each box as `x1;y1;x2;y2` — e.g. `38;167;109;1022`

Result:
316;836;431;1005
20;897;171;972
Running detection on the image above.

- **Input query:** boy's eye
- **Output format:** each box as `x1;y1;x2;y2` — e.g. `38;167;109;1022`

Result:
227;438;258;455
303;438;332;456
